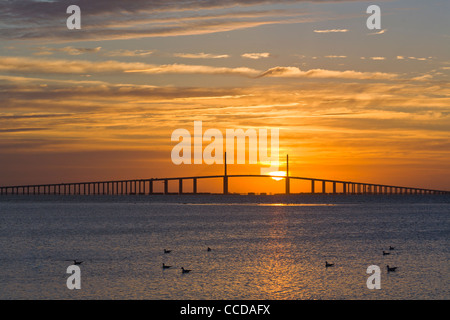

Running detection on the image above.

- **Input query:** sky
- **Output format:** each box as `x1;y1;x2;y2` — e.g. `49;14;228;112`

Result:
0;0;449;193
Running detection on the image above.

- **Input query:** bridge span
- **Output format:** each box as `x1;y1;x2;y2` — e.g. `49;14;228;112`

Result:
0;173;448;196
1;155;448;196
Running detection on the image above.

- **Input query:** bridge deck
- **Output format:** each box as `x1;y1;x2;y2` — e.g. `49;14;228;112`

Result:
1;174;448;195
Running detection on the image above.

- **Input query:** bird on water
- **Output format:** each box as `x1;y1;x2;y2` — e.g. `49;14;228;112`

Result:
162;263;172;269
73;260;83;265
325;261;334;268
164;249;172;254
181;267;191;274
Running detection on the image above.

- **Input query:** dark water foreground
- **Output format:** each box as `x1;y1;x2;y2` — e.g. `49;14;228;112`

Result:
0;194;449;299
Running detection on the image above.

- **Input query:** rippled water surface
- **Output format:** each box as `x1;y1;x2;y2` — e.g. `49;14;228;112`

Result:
0;195;449;299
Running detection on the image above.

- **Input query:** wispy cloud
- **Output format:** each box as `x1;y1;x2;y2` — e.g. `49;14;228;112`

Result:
408;56;428;61
174;52;230;59
256;66;398;80
125;64;259;76
0;128;48;133
242;53;271;60
397;56;429;61
2;76;449;158
0;56;401;81
314;29;348;33
0;0;329;42
32;46;102;56
103;49;154;57
368;29;387;35
324;55;347;59
0;56;259;76
410;74;433;81
362;56;387;61
0;56;150;74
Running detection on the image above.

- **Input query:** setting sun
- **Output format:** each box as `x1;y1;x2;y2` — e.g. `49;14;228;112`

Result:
268;171;287;181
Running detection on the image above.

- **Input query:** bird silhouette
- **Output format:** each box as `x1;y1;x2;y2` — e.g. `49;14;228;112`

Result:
207;247;212;252
325;261;334;268
164;249;172;254
389;246;395;250
73;260;83;265
162;263;172;269
383;251;390;256
181;267;191;274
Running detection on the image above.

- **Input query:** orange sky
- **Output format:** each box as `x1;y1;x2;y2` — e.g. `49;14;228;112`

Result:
0;0;449;192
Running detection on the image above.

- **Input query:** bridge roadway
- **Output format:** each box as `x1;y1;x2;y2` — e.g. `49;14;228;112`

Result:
1;174;449;195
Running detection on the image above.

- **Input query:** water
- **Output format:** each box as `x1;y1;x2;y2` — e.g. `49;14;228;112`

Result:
0;195;449;300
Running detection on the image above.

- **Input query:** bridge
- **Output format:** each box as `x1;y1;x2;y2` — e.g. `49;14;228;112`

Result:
1;155;449;196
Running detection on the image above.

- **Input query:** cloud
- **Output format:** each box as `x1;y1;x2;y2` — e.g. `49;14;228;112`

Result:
125;64;259;76
0;56;401;81
5;14;314;42
0;56;404;81
242;53;271;60
314;29;348;33
369;57;386;61
368;29;387;35
257;66;398;80
174;53;230;59
324;55;347;59
0;0;363;20
0;79;246;104
0;56;150;74
2;75;449;188
33;46;102;56
103;49;154;57
408;57;428;61
0;0;331;41
0;128;48;133
396;56;429;61
411;74;433;81
0;56;259;77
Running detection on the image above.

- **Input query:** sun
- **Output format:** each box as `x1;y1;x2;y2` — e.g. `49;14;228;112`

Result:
268;171;287;181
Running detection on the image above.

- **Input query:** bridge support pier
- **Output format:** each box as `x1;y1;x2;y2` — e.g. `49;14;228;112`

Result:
285;155;290;195
223;177;228;195
193;178;197;194
285;177;290;195
223;152;229;195
149;180;153;195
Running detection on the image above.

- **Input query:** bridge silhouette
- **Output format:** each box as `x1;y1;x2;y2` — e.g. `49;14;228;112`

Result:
0;155;449;196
